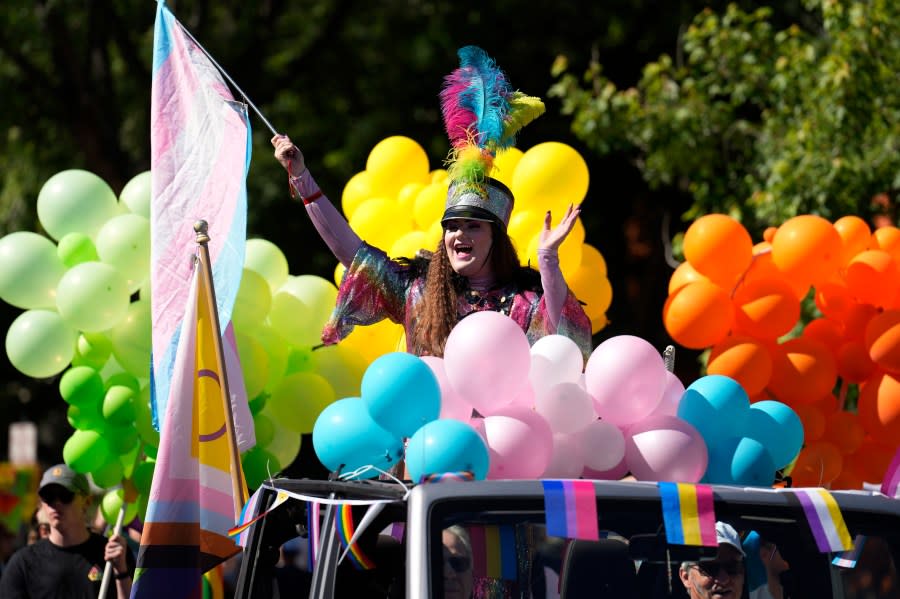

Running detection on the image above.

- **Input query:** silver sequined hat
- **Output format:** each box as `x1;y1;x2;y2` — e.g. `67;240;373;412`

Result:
441;177;514;229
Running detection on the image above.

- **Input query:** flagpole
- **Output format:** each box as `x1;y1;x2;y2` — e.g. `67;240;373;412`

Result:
194;220;248;518
172;13;278;136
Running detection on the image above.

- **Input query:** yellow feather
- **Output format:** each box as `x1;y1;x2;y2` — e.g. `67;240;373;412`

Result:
499;93;545;146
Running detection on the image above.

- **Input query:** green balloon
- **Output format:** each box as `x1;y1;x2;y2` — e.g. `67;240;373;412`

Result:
266;372;335;434
73;333;112;370
244;238;289;293
103;385;136;425
37;169;119;241
143;443;158;459
100;488;138;526
286;345;314;375
6;310;76;378
106;425;139;455
248;392;268;415
59;366;104;406
311;344;367;398
235;332;269;399
0;232;66;309
253;412;276;448
241;447;281;490
232;268;272;331
67;402;105;431
257;325;289;393
96;214;150;294
268;276;338;348
91;457;124;489
119;171;151;218
56;262;129;333
63;429;111;473
132;460;155;495
104;371;140;392
110;300;151;378
57;232;99;268
264;419;302;471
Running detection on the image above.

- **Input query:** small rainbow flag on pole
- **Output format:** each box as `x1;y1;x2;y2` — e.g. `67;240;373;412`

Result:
468;525;518;581
880;446;900;499
658;482;717;547
542;480;599;541
786;488;853;552
335;504;376;570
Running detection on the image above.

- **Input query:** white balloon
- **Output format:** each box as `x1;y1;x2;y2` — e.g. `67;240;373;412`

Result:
579;419;626;472
535;382;596;434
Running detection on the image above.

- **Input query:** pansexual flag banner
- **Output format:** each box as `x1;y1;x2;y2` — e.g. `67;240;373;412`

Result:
542;480;599;541
658;482;717;547
468;525;518;581
784;488;853;552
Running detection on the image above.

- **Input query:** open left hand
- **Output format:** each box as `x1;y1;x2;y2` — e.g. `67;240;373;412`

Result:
538;204;581;252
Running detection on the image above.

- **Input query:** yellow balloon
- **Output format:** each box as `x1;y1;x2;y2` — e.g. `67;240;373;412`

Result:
366;136;430;200
232;268;272;331
311;344;368;398
397;182;425;215
524;220;584;278
511;142;589;216
390;231;431;259
569;265;613;318
234;331;269;399
430;169;449;184
507;210;544;255
491;147;524;189
341;171;373;221
590;313;609;335
426;221;444;251
414;182;449;231
334;262;346;287
341;319;405;365
349;197;413;250
580;243;608;277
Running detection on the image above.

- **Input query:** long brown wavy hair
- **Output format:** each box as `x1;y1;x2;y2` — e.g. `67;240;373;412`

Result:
409;222;537;357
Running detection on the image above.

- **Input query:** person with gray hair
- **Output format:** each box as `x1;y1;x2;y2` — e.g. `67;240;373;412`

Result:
678;521;746;599
442;525;474;599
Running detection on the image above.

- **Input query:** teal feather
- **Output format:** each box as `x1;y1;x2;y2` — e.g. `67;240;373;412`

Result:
456;46;511;149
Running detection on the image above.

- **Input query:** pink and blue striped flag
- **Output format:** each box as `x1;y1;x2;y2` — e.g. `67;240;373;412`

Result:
658;482;718;547
131;260;248;599
149;0;252;450
542;480;599;541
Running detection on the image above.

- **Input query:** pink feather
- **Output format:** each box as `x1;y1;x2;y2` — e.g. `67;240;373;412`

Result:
440;71;478;149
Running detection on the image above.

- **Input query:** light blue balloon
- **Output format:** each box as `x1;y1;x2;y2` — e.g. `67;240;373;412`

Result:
312;397;403;478
677;374;750;451
705;436;775;487
405;419;490;482
743;400;804;469
361;352;441;439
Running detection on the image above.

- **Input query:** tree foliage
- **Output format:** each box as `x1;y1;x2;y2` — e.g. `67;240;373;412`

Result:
551;1;900;235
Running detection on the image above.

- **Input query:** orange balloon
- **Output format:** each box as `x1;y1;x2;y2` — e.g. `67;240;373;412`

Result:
744;243;809;300
732;276;800;340
845;249;899;308
768;338;838;406
857;371;900;441
849;438;897;483
823;410;865;455
790;441;843;486
829;463;864;490
707;336;773;397
802;318;844;349
771;215;841;287
813;393;840;416
792;403;825;441
668;261;707;295
763;226;778;243
865;309;900;374
833;215;872;267
663;280;734;349
683;214;753;286
836;340;876;383
837;303;879;342
814;282;854;320
871;225;900;263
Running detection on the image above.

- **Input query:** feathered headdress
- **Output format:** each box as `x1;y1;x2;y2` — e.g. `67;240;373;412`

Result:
439;46;544;228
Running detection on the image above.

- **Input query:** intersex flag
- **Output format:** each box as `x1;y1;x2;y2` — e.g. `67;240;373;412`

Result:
131;258;248;599
150;0;252;447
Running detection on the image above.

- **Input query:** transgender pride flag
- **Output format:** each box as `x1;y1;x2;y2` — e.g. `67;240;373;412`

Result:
150;0;251;434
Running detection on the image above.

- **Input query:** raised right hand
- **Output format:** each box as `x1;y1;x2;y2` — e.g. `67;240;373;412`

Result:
271;134;306;178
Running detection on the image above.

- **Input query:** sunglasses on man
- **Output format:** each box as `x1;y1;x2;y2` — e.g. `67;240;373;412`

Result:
39;487;76;505
445;556;471;574
693;560;744;578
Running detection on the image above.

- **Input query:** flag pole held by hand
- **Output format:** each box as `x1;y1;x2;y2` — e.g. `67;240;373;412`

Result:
98;480;139;598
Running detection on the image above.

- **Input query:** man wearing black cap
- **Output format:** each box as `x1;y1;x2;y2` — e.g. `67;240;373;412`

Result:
0;463;135;599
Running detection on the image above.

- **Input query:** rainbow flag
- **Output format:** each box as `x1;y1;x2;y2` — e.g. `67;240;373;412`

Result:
149;0;252;448
228;488;290;547
201;565;224;599
880;446;900;499
542;480;599;541
659;482;717;547
787;488;853;552
335;504;376;570
468;525;518;581
131;259;248;599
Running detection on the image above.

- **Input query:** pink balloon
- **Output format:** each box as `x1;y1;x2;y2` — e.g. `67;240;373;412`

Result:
444;312;532;414
543;433;585;479
577;419;626;471
652;371;686;417
535;382;596;434
584;335;667;427
420;356;473;422
625;415;708;482
483;409;552;479
529;334;584;395
583;455;629;480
